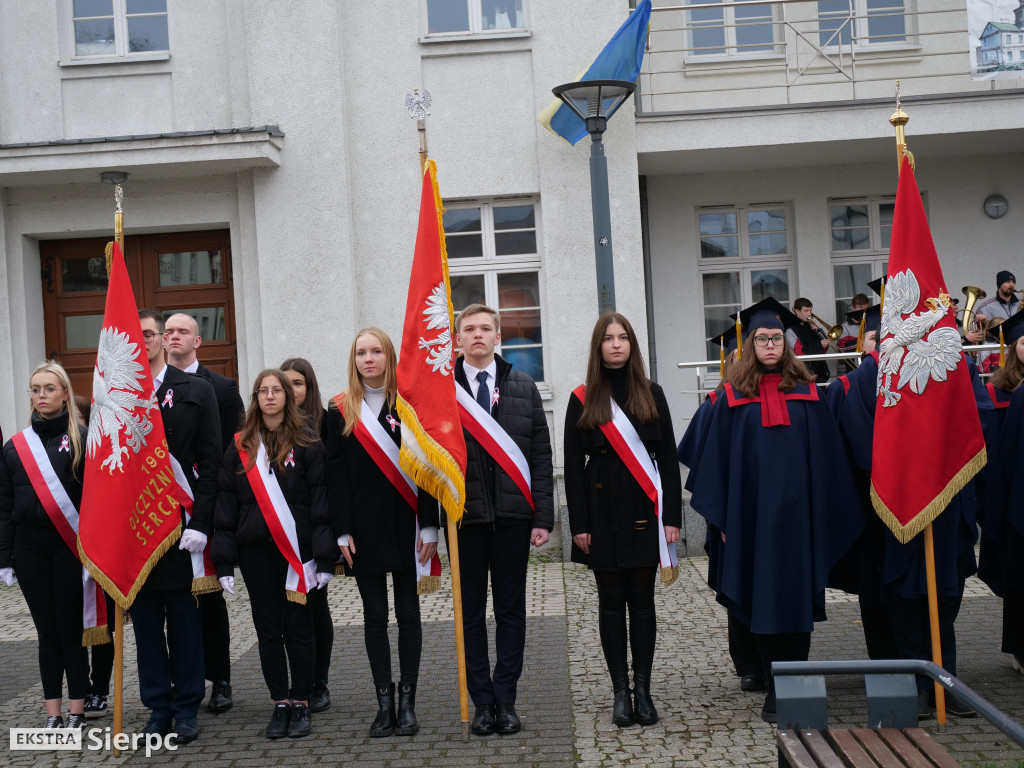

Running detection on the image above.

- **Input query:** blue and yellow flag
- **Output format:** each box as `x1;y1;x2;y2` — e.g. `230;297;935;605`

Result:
538;0;651;145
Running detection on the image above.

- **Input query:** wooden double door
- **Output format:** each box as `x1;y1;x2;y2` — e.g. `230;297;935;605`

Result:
41;229;237;396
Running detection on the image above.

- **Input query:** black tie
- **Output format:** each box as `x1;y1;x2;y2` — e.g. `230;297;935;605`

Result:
476;370;491;414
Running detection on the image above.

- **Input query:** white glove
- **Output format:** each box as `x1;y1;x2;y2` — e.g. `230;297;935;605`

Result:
0;567;16;587
316;572;332;589
179;529;208;554
219;576;235;595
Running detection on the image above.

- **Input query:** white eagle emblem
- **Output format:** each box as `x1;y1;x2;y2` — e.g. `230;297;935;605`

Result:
87;327;158;473
877;268;963;408
418;281;455;376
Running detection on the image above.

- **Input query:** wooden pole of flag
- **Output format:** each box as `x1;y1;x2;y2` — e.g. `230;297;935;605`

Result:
890;86;946;730
405;89;471;741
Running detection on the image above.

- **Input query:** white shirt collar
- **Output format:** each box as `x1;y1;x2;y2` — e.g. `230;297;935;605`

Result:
154;364;168;390
462;358;497;383
182;359;200;374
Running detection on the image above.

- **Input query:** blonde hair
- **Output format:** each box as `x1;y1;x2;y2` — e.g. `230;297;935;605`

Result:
340;328;397;436
29;361;85;476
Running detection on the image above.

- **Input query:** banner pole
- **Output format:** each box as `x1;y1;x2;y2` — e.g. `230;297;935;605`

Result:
112;607;125;756
446;516;471;741
924;524;946;729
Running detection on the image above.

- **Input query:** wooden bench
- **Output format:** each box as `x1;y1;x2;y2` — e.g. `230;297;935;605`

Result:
777;726;961;768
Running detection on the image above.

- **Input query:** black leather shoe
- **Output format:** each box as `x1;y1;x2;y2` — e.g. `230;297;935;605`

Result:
266;702;291;739
470;704;496;736
369;683;396;738
946;695;977;718
394;681;420;736
740;674;765;692
173;717;199;745
310;680;331;713
633;685;659;726
141;717;170;736
208;681;233;713
494;703;521;734
612;687;636;727
288;702;312;738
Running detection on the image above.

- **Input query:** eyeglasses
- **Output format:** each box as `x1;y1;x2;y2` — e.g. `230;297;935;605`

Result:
141;331;162;340
257;387;285;398
29;385;65;396
753;335;785;348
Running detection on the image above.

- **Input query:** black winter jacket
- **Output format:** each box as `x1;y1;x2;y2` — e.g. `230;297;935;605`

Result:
0;411;85;568
212;436;336;578
455;355;554;529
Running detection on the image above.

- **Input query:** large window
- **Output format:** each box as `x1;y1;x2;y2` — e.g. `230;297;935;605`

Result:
698;205;792;357
425;0;525;36
445;200;545;382
829;195;894;319
65;0;169;60
688;0;776;57
818;0;905;48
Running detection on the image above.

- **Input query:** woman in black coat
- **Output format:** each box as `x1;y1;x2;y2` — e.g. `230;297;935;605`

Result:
564;313;682;728
0;361;92;729
213;368;336;740
325;327;440;738
280;356;333;714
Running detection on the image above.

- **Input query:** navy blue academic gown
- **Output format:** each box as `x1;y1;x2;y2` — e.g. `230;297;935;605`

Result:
690;375;864;635
677;392;724;590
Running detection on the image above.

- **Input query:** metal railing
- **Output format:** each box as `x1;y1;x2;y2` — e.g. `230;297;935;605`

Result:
639;0;978;114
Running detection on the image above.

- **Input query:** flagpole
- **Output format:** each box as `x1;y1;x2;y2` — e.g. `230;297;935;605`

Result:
110;183;127;756
406;90;471;742
890;87;945;731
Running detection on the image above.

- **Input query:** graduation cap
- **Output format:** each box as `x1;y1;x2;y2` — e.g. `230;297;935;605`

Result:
993;311;1024;366
867;277;886;298
731;297;800;359
709;324;739;375
845;304;881;352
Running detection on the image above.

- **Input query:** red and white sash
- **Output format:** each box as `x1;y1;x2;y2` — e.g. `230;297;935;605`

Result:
334;394;443;593
237;437;316;604
455;383;534;510
12;427;110;645
167;455;220;595
572;385;678;585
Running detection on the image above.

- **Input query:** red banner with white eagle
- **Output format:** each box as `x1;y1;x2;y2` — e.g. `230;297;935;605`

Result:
395;160;467;521
78;242;181;609
870;156;986;543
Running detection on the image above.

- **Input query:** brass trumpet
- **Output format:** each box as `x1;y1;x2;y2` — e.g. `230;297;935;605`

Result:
960;285;987;336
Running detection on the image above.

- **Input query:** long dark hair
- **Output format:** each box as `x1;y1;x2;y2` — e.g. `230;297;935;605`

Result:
728;331;814;398
236;369;313;473
991;340;1024;393
280;357;324;432
577;312;658;429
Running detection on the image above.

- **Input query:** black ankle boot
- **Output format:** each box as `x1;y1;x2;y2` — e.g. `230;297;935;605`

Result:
394;681;419;736
612;684;636;727
597;581;635;727
629;585;659;726
369;682;396;737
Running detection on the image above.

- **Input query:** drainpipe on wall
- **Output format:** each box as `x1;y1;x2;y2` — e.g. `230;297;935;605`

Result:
639;174;657;382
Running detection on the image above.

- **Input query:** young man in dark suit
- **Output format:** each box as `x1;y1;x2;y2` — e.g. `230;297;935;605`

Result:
136;310;222;743
164;312;244;713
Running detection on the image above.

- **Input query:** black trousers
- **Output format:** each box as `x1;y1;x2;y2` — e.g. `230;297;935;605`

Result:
1002;590;1024;658
14;525;89;700
451;520;531;707
200;590;231;683
89;593;116;696
239;542;315;702
307;584;334;683
753;630;811;707
888;588;962;695
131;587;205;721
356;569;422;687
593;567;657;686
728;614;762;678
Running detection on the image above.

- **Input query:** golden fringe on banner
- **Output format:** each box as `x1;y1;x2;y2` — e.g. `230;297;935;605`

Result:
417;574;441;595
79;519;183;611
192;576;221;596
82;625;112;647
397;397;466;522
871;445;986;544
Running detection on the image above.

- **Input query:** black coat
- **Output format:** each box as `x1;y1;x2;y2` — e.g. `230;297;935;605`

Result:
324;399;440;576
212;437;335;578
564;374;682;570
145;365;222;591
195;363;245;453
454;355;554;529
0;411;85;568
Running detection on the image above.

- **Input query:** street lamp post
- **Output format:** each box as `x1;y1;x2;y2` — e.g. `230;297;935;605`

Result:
552;79;637;315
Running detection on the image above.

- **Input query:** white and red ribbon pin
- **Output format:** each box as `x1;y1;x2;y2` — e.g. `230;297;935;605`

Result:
59;435;70;453
385;415;399;433
284;449;295;468
491;388;500;408
162;389;174;408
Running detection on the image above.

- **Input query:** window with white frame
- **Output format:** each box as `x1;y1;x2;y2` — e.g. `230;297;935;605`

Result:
698;205;792;358
828;195;894;319
818;0;906;48
66;0;168;59
687;0;776;57
425;0;525;36
445;200;545;382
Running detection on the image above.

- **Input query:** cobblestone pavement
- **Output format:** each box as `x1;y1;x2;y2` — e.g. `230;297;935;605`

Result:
2;536;1024;767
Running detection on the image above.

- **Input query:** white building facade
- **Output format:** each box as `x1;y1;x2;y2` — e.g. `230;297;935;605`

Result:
1;0;1022;497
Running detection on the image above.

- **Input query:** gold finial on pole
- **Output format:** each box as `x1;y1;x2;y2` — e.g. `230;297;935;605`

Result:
405;88;432;176
889;81;914;174
105;184;125;278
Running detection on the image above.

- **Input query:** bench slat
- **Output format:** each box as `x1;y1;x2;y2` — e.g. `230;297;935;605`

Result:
796;730;846;768
852;728;905;768
876;728;936;768
826;729;882;768
902;728;962;768
777;729;819;768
